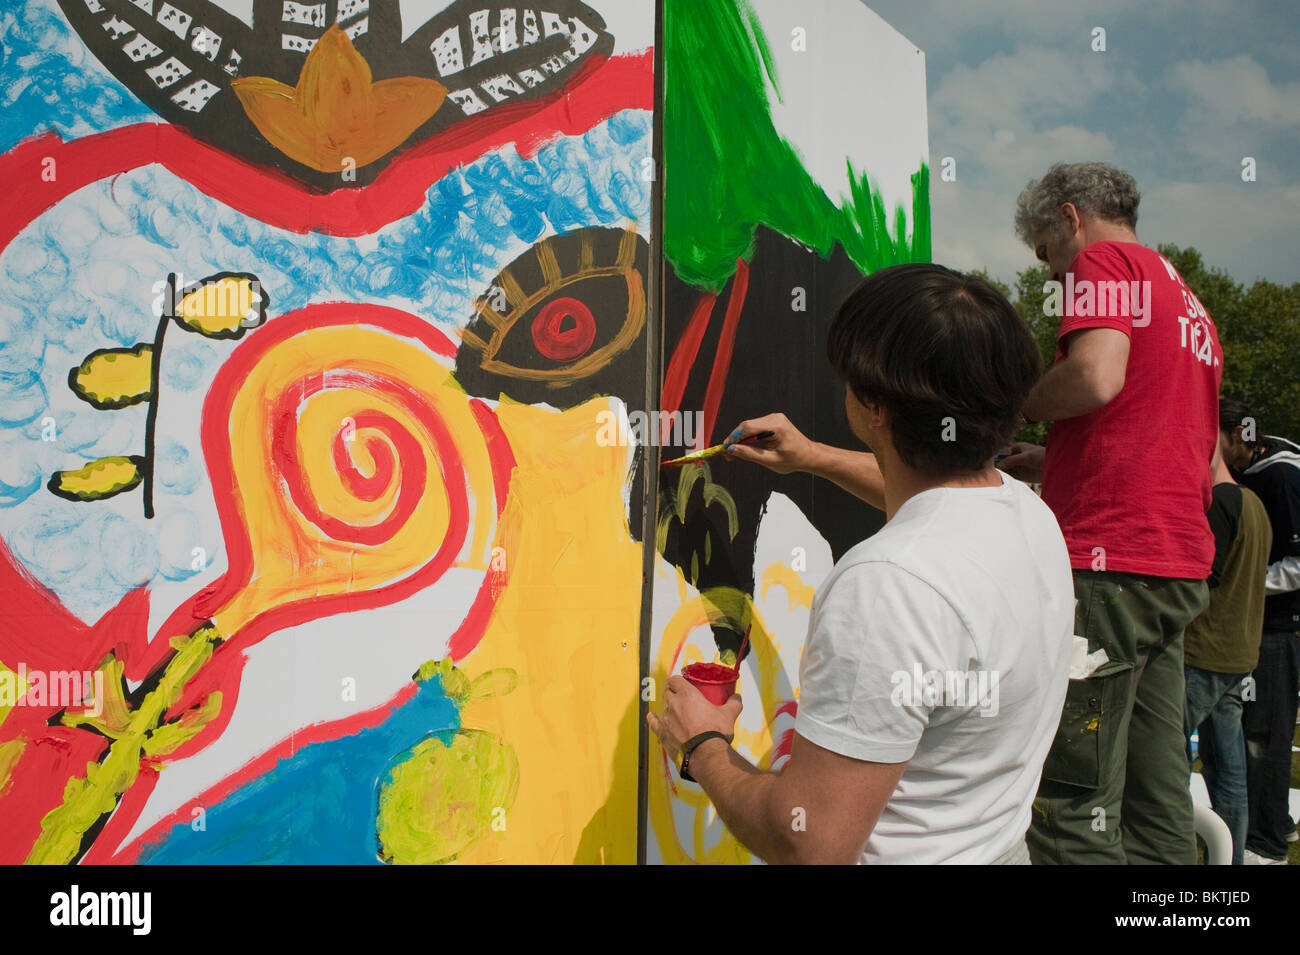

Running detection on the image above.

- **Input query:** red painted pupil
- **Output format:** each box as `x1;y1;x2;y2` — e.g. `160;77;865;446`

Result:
531;297;596;361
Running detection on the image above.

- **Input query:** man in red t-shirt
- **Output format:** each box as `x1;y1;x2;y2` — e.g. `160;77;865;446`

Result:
1001;161;1221;864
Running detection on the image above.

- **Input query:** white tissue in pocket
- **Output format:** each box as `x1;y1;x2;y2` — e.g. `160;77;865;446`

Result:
1069;635;1110;680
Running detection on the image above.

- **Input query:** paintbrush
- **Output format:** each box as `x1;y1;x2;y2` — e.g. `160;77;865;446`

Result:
660;430;775;468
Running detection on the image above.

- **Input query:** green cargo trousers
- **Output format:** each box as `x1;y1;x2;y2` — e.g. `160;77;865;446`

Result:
1027;570;1209;865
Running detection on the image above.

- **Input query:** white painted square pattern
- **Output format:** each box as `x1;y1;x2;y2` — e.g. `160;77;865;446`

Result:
281;34;316;53
190;26;222;61
145;56;190;88
122;33;162;62
468;9;494;66
102;16;132;41
521;8;539;45
430;26;464;77
171;79;221;112
479;73;524;103
155;2;192;40
281;2;326;27
495;8;518;54
338;0;369;22
447;87;487;115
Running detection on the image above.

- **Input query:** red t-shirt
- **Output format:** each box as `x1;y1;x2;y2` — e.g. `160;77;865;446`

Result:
1041;241;1222;578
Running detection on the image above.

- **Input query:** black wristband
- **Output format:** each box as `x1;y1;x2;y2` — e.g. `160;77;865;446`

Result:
679;730;730;783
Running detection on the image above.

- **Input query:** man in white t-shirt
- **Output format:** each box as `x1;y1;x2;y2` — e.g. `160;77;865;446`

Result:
647;263;1074;864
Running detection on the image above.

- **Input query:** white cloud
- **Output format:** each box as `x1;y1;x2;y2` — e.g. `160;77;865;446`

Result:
910;23;1298;285
1169;54;1300;125
924;43;1128;278
865;0;1240;63
1143;181;1300;285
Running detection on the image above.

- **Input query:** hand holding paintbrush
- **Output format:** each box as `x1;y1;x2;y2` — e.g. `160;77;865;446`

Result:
661;428;776;467
663;413;819;474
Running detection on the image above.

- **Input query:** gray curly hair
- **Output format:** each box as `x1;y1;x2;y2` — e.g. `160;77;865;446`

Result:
1014;162;1140;245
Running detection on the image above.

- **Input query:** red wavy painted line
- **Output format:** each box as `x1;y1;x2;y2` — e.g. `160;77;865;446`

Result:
773;699;798;721
446;398;516;663
771;726;795;763
0;50;652;253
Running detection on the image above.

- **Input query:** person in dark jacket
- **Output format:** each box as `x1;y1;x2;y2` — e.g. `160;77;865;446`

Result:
1221;403;1300;863
1185;398;1272;864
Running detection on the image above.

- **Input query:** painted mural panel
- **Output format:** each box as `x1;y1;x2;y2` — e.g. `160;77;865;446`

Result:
0;0;654;864
648;0;930;863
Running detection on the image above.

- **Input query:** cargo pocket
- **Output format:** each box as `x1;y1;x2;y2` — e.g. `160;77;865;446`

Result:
1040;661;1133;789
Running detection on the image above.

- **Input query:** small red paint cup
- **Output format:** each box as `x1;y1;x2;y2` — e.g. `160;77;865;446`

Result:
681;662;738;706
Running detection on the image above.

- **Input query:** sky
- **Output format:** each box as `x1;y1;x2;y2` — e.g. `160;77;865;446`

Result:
864;0;1300;287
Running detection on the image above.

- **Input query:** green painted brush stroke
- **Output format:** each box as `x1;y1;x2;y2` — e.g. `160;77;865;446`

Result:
664;0;931;290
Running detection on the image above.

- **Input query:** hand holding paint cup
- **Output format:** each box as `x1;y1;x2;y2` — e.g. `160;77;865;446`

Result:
681;662;739;705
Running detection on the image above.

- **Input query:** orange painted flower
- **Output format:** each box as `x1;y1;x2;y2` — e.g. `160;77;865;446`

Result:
232;25;448;174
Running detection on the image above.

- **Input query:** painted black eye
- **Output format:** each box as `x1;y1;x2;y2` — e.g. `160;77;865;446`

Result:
455;226;648;409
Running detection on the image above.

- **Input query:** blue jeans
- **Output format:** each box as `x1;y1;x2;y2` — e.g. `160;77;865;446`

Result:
1244;629;1300;860
1185;666;1250;864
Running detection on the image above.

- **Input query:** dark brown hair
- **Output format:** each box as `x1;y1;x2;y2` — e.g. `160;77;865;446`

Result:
827;263;1042;475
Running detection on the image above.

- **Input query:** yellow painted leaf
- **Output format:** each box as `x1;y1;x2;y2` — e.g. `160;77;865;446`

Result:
59;656;132;739
48;455;144;502
174;273;268;339
68;345;152;409
142;691;223;760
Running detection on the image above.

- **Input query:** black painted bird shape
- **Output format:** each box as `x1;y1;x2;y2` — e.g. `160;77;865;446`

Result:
56;0;614;190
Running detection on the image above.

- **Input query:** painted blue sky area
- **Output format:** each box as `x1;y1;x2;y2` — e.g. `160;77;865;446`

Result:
0;0;155;153
136;674;461;864
0;108;652;624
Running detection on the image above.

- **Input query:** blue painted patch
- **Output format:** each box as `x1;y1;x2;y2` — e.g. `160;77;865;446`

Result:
0;0;155;153
136;676;462;864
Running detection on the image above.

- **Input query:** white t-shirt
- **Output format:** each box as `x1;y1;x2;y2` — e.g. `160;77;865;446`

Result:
793;470;1073;864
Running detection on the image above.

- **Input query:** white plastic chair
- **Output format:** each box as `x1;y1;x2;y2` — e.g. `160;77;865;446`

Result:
1193;802;1233;865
